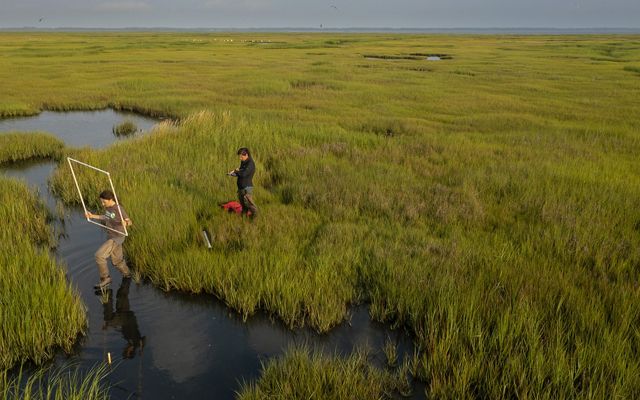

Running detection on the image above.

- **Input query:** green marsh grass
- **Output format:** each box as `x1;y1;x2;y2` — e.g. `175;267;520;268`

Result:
0;363;110;400
0;133;64;163
237;346;406;400
0;178;86;370
0;135;85;371
2;33;640;397
112;120;138;137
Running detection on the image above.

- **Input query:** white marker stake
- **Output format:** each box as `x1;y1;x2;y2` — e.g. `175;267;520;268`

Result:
67;157;128;237
202;230;212;249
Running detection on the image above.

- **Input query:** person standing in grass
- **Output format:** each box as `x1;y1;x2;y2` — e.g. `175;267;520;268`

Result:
85;190;132;289
228;147;258;218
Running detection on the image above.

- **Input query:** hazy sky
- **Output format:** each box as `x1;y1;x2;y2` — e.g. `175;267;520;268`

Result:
0;0;638;28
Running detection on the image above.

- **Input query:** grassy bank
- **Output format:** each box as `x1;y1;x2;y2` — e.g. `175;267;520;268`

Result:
1;363;110;400
237;346;411;400
2;33;640;397
0;178;86;370
0;133;64;164
0;135;86;371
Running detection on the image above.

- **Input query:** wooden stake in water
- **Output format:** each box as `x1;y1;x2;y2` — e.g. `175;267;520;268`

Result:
107;352;112;364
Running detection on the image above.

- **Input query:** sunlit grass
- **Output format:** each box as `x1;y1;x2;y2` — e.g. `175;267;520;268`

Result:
0;363;111;400
0;179;86;371
0;133;64;163
0;134;85;371
237;346;409;400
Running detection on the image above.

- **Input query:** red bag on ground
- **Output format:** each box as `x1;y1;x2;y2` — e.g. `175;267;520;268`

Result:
221;201;243;215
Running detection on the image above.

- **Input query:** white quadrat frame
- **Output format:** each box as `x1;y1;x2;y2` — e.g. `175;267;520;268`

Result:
67;157;128;237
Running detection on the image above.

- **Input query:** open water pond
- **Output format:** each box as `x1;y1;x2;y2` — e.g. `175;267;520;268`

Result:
0;109;159;148
1;109;424;399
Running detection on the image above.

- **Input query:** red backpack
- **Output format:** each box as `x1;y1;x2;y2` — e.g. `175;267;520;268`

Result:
221;201;250;216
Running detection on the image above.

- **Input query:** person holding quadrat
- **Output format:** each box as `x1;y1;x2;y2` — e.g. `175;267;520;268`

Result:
86;190;133;289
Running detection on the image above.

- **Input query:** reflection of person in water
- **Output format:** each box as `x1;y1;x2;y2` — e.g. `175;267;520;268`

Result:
101;278;145;359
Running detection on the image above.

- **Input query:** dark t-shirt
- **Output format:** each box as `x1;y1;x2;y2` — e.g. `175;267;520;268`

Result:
104;204;129;244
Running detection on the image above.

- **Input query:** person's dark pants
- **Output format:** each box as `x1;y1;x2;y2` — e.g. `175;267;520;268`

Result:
238;186;258;217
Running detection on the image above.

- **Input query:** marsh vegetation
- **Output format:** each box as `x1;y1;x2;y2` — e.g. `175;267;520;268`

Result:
0;135;85;371
1;363;110;400
111;120;138;137
1;32;639;398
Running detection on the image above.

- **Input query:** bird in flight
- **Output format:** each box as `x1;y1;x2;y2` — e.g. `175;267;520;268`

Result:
330;5;338;10
39;17;44;22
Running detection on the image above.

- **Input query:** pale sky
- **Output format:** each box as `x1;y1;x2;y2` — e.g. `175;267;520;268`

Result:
0;0;638;29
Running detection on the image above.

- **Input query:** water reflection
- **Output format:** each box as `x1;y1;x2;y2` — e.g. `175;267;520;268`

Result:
99;278;145;360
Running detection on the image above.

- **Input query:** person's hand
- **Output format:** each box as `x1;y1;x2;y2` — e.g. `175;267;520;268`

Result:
85;212;94;219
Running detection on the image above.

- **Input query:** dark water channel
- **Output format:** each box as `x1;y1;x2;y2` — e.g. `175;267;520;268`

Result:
1;110;424;400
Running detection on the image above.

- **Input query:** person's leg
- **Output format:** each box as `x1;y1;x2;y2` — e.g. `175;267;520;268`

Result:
243;192;258;218
95;240;115;279
111;242;131;278
238;189;248;214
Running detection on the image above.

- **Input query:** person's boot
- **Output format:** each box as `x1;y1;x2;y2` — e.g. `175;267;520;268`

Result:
94;276;112;289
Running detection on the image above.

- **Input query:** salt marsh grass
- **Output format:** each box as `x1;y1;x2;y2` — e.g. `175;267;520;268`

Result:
0;137;85;371
112;120;138;137
0;179;86;371
0;133;64;163
2;32;639;397
237;346;406;400
0;363;110;400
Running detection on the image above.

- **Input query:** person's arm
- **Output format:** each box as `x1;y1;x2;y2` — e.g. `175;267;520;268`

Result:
119;206;133;227
234;160;255;177
85;212;105;220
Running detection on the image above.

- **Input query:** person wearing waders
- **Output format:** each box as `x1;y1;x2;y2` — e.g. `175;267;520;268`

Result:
86;190;132;289
228;147;258;218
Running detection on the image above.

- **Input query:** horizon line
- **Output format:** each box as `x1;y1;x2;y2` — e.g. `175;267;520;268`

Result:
2;26;640;33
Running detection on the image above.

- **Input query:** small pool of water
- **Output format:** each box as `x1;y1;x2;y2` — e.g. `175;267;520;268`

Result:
0;109;160;148
1;110;425;399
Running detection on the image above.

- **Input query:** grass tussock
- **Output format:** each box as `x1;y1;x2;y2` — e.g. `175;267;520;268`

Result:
112;120;138;136
0;363;111;400
0;133;64;164
237;346;410;400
